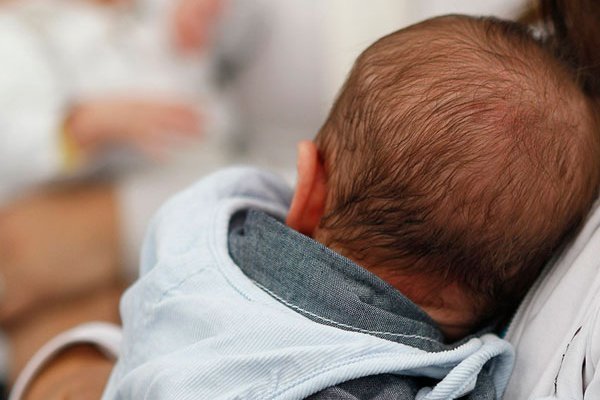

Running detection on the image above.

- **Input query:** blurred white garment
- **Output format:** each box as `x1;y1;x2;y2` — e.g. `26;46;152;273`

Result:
0;7;66;202
218;0;328;173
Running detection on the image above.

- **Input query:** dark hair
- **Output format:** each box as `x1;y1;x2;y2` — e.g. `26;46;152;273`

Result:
314;15;600;321
539;0;600;97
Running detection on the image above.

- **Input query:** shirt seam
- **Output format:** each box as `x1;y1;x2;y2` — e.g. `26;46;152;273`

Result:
253;281;441;345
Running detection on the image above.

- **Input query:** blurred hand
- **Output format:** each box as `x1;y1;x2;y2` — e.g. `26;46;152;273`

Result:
0;184;121;324
173;0;223;54
66;99;202;160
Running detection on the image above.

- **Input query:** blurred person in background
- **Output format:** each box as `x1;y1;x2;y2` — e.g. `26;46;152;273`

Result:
0;0;226;202
0;0;230;385
0;0;347;384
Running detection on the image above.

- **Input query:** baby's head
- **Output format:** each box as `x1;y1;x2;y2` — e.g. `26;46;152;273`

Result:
292;16;599;337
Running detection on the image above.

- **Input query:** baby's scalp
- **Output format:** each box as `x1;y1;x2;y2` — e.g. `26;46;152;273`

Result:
314;15;600;322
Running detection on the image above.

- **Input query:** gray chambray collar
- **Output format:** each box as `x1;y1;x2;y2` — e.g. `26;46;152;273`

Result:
228;209;448;352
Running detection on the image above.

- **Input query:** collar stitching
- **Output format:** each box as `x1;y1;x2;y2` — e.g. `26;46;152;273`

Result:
253;281;441;345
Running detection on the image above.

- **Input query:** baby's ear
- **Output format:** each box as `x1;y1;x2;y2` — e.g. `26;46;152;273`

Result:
286;141;327;237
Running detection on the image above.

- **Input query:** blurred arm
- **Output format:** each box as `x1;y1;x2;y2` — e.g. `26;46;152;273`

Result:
0;183;122;324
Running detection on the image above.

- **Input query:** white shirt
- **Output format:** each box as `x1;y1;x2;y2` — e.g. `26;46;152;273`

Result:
505;200;600;399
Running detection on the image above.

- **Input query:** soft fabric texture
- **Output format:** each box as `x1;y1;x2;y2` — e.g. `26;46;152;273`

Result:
102;167;514;400
504;199;600;400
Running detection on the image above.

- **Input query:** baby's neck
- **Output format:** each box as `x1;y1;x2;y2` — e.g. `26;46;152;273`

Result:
366;267;480;341
311;230;480;341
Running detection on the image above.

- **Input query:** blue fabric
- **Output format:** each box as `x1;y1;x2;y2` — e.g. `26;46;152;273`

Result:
228;209;501;400
228;210;444;351
102;167;515;400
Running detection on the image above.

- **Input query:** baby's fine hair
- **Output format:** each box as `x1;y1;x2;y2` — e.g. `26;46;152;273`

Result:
314;15;600;320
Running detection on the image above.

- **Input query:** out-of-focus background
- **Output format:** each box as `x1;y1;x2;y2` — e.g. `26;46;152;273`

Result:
0;0;526;392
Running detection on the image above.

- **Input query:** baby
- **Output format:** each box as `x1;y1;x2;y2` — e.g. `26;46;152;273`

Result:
303;14;600;339
103;14;600;400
